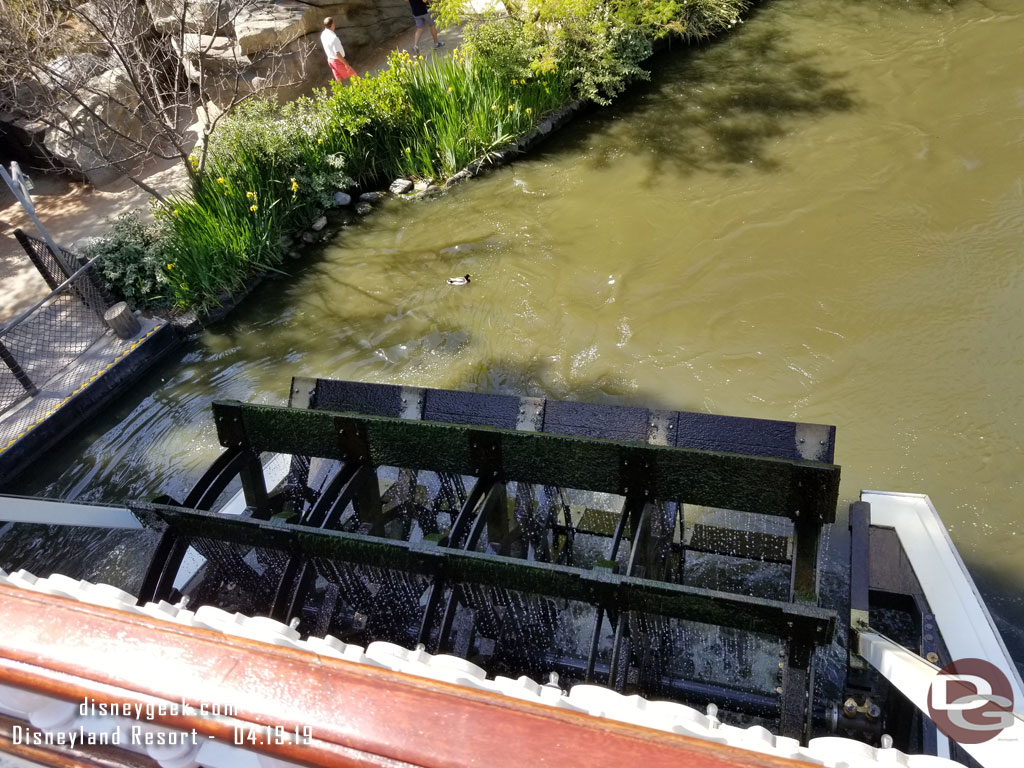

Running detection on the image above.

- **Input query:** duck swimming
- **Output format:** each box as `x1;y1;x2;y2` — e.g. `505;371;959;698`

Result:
447;274;471;286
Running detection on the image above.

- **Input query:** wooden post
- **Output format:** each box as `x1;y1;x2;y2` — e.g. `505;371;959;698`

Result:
104;302;141;340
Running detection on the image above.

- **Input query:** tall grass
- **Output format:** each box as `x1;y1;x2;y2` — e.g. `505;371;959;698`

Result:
155;50;573;310
309;50;573;183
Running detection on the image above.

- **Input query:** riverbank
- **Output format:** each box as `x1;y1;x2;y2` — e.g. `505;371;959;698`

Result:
4;1;751;319
0;22;467;323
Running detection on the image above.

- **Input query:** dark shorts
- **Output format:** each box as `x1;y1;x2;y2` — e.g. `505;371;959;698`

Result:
413;12;433;28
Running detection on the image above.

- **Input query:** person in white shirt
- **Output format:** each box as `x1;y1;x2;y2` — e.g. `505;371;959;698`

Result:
321;18;354;82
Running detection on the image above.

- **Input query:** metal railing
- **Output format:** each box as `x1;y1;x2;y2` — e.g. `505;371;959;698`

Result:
12;228;84;290
0;256;117;415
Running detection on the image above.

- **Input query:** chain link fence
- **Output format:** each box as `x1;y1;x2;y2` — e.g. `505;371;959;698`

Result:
0;236;117;415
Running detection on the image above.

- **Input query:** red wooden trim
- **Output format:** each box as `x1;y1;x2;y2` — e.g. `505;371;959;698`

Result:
0;583;815;768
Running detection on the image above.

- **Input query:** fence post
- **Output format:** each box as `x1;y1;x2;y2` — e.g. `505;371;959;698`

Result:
0;339;38;397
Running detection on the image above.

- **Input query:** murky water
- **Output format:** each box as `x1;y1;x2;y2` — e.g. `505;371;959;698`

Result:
8;0;1023;668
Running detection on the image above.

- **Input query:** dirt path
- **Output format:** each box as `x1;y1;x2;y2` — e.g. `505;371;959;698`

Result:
0;21;466;323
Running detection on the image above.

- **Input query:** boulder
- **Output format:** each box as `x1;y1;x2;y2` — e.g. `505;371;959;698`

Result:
389;178;413;195
234;0;321;56
355;202;372;215
176;33;329;106
316;0;410;58
43;67;146;185
359;191;385;202
311;215;327;231
334;191;351;206
234;0;410;60
444;169;471;188
146;0;234;36
38;55;107;90
75;1;153;40
175;35;242;82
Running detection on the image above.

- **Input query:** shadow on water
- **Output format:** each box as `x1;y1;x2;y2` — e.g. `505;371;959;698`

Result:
539;20;856;179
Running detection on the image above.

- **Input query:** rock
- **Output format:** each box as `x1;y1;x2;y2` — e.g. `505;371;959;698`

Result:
419;185;442;198
42;67;145;185
334;191;352;206
538;119;554;135
444;170;471;188
301;0;410;59
76;1;152;40
146;0;233;36
234;0;320;56
38;55;106;89
288;250;302;259
311;215;327;231
355;202;372;215
359;191;385;203
390;178;413;195
176;33;329;106
176;35;240;80
413;180;431;192
301;231;316;243
195;101;225;133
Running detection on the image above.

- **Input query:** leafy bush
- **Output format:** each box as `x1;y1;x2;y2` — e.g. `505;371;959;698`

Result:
551;8;653;104
84;212;171;309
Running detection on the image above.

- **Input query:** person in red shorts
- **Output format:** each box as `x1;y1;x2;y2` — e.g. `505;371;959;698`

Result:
321;17;355;82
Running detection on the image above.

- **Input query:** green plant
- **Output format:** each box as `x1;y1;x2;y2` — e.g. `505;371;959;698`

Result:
84;212;171;310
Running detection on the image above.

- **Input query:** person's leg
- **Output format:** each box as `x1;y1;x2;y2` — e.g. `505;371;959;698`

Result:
412;14;426;51
429;22;438;45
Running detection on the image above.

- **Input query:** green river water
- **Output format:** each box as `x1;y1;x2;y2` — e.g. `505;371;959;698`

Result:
9;0;1024;670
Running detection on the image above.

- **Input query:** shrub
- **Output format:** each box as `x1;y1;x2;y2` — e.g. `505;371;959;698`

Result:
84;211;171;310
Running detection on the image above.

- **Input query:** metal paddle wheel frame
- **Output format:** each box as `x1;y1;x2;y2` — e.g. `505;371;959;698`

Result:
132;378;840;741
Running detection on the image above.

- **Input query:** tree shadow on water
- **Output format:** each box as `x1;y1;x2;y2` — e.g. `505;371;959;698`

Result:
544;24;857;180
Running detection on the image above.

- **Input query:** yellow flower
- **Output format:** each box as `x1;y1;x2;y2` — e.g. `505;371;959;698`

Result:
447;86;454;93
246;191;256;200
317;138;323;145
491;104;498;111
166;263;175;270
405;147;412;154
525;107;532;115
172;209;180;215
511;79;517;86
216;177;225;184
290;178;299;193
508;105;514;112
249;204;258;212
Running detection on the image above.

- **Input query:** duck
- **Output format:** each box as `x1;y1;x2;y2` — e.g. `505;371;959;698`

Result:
447;274;471;286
